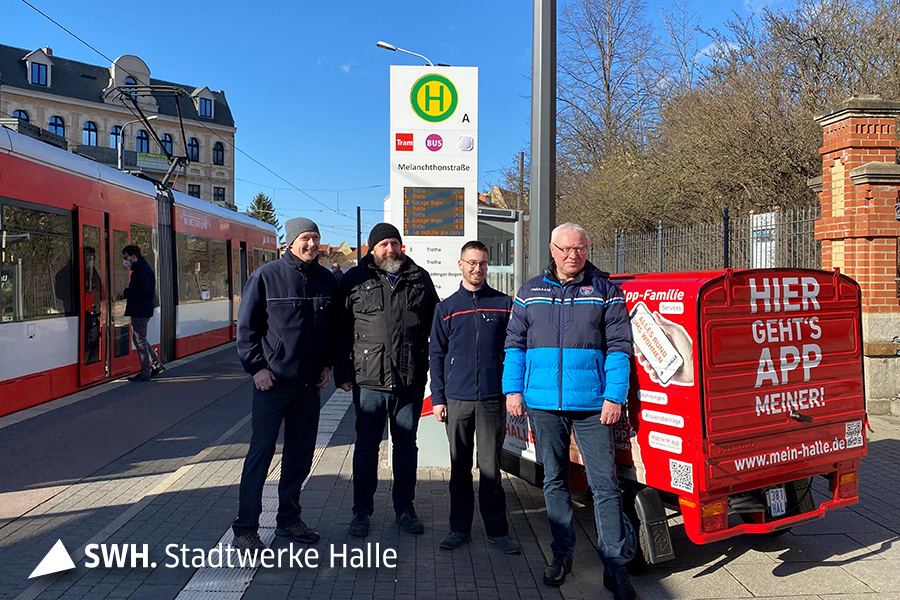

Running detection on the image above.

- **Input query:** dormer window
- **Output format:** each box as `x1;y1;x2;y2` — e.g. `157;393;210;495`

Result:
199;97;212;118
31;62;48;86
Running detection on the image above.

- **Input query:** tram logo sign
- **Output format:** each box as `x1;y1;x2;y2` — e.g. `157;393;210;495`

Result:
410;74;458;123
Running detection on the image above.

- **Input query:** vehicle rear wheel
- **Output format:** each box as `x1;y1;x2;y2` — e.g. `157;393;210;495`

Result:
621;488;651;574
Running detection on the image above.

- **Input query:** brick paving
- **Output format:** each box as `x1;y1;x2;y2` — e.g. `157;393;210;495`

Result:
1;345;899;600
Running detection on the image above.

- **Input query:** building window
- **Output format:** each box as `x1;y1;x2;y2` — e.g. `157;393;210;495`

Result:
199;97;212;118
188;185;201;198
213;187;225;203
82;121;98;146
213;142;225;166
187;138;199;162
161;134;173;156
31;63;48;86
110;126;121;149
48;116;65;137
13;110;29;122
136;130;149;153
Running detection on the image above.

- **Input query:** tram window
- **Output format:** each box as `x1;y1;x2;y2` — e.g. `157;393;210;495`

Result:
0;204;73;322
176;233;229;303
112;229;131;358
130;224;156;275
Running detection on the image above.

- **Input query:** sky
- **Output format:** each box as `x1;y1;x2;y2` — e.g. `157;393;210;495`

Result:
4;0;779;246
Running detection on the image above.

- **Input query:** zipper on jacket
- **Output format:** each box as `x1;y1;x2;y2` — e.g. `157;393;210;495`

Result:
472;289;480;401
557;284;565;410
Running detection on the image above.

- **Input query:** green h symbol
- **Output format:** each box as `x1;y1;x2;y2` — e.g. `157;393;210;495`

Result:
424;83;445;112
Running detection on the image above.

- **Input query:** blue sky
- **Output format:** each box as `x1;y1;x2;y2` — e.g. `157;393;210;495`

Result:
5;0;777;245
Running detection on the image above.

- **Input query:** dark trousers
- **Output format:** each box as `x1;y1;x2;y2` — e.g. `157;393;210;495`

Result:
445;397;509;537
530;409;632;574
232;380;320;537
131;316;160;377
352;385;424;517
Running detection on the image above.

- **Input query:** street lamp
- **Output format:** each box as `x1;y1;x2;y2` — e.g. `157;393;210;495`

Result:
117;115;157;171
375;41;434;66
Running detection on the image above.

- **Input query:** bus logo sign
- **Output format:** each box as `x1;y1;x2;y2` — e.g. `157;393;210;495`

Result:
410;74;458;123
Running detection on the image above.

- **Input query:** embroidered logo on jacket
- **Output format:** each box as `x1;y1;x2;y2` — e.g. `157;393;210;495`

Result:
579;286;595;296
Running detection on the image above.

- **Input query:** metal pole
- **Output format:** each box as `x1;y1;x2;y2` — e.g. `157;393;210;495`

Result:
528;0;556;278
117;128;124;170
657;220;663;272
514;210;525;293
517;151;525;212
357;205;362;263
613;230;620;273
723;207;730;269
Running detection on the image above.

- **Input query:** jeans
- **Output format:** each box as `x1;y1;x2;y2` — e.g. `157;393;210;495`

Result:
445;397;508;537
233;380;320;537
530;409;632;573
352;385;423;517
131;316;160;377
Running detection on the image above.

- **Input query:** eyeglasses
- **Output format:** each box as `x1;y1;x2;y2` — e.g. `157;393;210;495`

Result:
461;260;488;270
551;242;588;256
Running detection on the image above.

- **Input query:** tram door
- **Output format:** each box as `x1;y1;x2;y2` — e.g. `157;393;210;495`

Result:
231;242;247;337
108;215;135;379
77;208;108;385
78;209;137;385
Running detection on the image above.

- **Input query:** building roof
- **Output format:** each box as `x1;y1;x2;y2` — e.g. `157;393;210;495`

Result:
0;44;234;128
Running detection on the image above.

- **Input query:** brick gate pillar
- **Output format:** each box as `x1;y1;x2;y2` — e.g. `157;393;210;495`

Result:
813;95;900;415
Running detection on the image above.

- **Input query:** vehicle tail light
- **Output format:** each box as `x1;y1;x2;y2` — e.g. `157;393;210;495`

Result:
837;471;858;499
700;500;728;533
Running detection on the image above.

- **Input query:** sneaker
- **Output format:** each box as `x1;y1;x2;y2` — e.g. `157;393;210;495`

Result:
151;364;166;377
439;531;471;550
543;554;573;587
349;513;370;537
604;570;637;600
275;520;320;544
487;535;521;554
128;374;151;382
396;510;424;535
231;531;266;552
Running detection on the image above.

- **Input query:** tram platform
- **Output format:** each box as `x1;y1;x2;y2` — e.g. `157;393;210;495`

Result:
1;344;899;600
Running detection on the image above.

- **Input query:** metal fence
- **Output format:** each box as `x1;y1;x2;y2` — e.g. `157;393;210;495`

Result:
591;206;822;274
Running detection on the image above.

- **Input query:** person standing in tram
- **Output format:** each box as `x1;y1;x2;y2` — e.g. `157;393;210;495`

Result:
120;245;163;381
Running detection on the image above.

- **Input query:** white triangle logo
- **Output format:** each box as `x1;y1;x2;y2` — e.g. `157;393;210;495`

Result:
29;539;76;579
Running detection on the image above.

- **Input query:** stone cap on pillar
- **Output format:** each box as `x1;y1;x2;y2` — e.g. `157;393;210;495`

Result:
815;94;900;127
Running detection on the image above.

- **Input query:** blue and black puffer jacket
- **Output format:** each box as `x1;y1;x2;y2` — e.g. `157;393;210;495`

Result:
502;261;632;411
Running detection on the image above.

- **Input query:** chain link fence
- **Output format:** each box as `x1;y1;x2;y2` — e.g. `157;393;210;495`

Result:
591;206;822;274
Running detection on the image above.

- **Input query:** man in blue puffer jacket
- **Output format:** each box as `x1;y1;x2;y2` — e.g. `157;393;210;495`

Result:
232;217;336;553
430;240;520;555
503;223;636;599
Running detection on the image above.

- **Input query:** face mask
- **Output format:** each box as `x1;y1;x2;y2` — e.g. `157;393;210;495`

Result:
123;259;132;269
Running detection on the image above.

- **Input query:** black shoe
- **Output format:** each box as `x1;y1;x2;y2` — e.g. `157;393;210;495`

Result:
128;374;151;382
151;364;166;377
396;510;424;535
231;531;266;552
349;513;370;537
275;519;320;544
604;570;637;600
439;531;471;550
543;554;573;587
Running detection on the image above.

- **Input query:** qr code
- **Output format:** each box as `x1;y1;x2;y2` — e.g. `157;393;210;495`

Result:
845;421;863;448
669;459;693;493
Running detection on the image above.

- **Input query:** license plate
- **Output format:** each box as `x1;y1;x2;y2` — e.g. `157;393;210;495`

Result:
766;486;787;517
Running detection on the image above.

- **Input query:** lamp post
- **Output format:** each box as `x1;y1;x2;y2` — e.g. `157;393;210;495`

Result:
117;115;157;171
375;41;434;66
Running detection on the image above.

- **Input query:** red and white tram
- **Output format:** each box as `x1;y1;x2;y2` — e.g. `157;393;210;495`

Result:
0;125;277;417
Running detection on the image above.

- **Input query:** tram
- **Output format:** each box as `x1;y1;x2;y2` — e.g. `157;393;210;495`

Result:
0;124;277;417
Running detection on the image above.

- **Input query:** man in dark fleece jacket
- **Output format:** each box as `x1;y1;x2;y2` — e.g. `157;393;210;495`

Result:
429;241;520;554
232;217;336;553
121;245;162;382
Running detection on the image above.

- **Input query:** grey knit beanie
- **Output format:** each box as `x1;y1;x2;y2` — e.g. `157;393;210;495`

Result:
285;217;319;244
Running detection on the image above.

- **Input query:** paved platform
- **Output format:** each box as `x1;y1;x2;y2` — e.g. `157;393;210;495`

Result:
1;344;899;600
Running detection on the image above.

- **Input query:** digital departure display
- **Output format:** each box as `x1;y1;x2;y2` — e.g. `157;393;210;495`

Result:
403;187;464;236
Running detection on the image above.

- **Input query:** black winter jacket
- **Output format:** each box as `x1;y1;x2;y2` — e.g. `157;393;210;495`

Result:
429;282;512;405
236;252;337;384
334;254;439;392
123;257;156;318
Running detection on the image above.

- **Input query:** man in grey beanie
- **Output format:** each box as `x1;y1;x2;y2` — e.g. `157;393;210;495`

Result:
232;216;337;553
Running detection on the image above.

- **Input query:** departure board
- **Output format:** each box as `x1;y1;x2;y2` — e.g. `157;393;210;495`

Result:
403;187;465;236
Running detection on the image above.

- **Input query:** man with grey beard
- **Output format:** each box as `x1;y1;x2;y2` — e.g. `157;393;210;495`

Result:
334;223;439;538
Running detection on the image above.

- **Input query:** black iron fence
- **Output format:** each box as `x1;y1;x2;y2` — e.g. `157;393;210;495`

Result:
591;206;822;274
